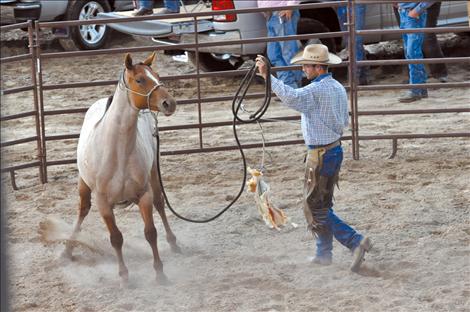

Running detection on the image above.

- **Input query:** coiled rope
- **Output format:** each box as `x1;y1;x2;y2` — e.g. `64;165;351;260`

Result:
155;60;271;223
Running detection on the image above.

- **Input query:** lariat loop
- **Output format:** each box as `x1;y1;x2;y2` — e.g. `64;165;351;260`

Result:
232;60;271;123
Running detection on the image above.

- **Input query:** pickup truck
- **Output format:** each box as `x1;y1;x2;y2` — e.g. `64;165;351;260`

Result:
100;0;468;71
0;0;134;50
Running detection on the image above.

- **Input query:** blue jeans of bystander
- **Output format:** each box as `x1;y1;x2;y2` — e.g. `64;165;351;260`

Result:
139;0;180;13
399;9;428;96
336;3;368;82
164;0;180;13
266;10;303;88
138;0;153;10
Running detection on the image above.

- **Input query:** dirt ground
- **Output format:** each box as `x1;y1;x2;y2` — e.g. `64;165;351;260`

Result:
1;30;470;312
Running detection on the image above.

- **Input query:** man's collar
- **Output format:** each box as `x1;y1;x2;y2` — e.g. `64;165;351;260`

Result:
313;73;332;82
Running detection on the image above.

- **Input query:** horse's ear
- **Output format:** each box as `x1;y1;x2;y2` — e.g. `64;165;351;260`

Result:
143;51;156;66
124;53;133;70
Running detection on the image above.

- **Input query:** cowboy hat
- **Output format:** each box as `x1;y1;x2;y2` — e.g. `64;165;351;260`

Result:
291;43;342;65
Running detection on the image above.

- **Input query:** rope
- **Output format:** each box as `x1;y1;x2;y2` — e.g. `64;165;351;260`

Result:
154;60;272;223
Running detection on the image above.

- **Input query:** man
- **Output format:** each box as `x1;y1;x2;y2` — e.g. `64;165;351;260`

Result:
133;0;180;16
255;44;371;272
393;2;448;83
335;1;369;85
257;0;303;88
397;2;434;103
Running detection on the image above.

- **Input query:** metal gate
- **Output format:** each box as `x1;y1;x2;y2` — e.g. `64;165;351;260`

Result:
1;1;469;189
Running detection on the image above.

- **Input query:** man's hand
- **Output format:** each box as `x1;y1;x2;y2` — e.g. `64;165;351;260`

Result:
255;55;269;80
408;9;420;19
279;9;293;20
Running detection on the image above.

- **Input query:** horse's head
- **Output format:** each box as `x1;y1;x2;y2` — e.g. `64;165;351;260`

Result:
123;52;177;116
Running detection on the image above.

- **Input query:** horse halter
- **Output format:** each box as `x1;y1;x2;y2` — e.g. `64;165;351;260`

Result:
119;69;163;111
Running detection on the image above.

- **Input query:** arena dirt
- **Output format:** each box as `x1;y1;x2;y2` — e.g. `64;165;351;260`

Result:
1;30;470;312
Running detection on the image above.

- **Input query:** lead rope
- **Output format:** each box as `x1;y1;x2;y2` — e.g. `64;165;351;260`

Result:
152;60;272;223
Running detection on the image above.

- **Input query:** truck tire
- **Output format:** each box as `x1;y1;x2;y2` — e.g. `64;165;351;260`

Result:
188;52;243;72
297;17;337;53
59;0;112;51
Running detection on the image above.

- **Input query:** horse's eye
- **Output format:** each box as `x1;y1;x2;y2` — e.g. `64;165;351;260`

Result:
136;78;144;84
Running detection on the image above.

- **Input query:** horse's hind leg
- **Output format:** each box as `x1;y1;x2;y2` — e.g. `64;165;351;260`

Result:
151;169;181;253
63;176;91;259
96;194;129;285
138;188;168;284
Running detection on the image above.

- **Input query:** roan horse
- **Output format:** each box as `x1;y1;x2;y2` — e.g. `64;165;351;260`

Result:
63;52;180;285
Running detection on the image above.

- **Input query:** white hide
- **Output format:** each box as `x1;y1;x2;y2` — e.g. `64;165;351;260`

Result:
77;87;157;202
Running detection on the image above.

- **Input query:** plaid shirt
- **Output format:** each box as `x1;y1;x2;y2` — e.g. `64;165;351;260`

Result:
271;73;349;146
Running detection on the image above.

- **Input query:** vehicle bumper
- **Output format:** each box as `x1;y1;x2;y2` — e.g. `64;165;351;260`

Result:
153;30;243;55
12;2;41;22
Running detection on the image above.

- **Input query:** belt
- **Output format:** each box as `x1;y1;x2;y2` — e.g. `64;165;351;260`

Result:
307;140;340;151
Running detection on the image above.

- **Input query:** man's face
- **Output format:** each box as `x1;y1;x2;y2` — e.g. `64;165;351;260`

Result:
302;64;320;80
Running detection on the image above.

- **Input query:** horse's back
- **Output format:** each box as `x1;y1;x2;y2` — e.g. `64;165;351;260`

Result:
77;98;109;184
78;98;109;149
77;98;157;190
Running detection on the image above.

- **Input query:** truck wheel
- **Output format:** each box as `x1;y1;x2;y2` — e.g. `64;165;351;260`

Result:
297;17;337;53
188;52;243;72
59;0;112;51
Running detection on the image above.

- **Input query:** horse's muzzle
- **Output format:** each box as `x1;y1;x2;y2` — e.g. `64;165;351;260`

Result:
161;98;177;116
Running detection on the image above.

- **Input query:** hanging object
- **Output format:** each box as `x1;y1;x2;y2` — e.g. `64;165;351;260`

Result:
246;167;295;230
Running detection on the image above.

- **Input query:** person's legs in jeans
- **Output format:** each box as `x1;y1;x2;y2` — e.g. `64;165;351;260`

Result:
266;19;285;82
315;146;363;260
337;4;368;84
266;10;302;88
354;4;368;83
164;0;180;13
138;0;154;10
423;2;447;80
315;229;333;261
400;10;427;97
279;10;302;87
328;209;363;251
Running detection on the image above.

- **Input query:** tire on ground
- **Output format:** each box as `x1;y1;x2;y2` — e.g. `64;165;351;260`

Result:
188;52;244;72
297;17;337;53
59;0;112;51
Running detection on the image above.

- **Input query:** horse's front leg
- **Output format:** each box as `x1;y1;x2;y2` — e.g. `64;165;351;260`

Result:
151;168;181;253
138;187;169;284
63;176;92;259
96;193;129;285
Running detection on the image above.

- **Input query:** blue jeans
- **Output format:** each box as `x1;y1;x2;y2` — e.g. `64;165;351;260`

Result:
313;146;363;260
266;10;303;88
399;9;427;96
336;3;367;80
139;0;180;13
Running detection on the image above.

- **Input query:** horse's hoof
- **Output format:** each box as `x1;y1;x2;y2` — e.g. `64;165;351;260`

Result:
60;249;73;260
171;244;182;254
156;273;170;285
120;277;130;289
119;271;130;289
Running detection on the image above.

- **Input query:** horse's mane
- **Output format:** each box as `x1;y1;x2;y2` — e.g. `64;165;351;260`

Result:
106;95;113;112
94;95;114;127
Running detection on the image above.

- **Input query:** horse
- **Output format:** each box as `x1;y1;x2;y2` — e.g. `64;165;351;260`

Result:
63;52;180;285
